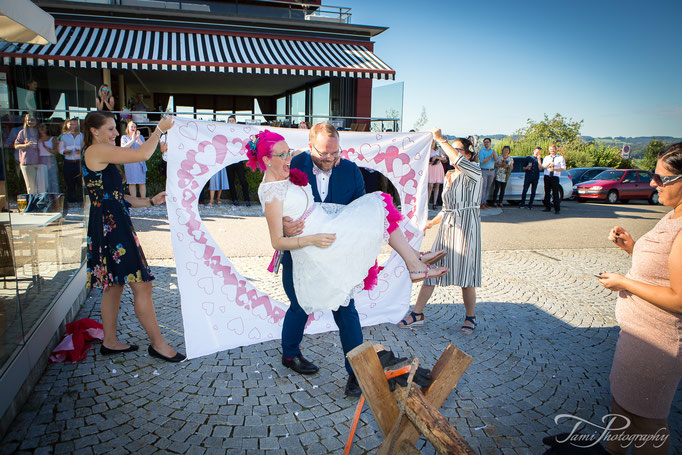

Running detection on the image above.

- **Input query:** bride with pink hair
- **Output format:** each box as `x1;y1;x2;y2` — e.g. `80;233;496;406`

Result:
249;130;447;314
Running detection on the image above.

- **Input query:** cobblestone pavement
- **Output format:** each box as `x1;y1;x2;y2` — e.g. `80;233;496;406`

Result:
2;250;681;454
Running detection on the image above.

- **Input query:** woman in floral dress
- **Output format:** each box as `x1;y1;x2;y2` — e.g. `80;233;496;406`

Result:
82;111;184;362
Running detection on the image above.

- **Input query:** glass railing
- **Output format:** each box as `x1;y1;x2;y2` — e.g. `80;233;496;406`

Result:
55;0;353;23
0;109;87;375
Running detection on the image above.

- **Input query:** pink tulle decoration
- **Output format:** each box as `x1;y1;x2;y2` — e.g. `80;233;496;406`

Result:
289;168;308;187
380;192;404;234
363;261;384;291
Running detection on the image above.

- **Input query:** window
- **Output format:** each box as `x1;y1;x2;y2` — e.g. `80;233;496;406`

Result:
176;106;195;119
0;73;9;110
622;171;637;183
290;90;305;125
638;172;652;183
196;109;214;121
312;83;330;124
276;96;286;122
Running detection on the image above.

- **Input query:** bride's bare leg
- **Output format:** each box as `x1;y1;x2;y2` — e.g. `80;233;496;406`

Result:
388;230;425;271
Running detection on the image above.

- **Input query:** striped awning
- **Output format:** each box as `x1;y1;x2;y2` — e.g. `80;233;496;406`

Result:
0;23;395;80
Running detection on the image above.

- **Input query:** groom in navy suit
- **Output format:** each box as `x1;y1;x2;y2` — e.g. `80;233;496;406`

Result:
281;122;366;397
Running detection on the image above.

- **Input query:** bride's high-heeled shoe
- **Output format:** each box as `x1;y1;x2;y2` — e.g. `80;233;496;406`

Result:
419;249;445;265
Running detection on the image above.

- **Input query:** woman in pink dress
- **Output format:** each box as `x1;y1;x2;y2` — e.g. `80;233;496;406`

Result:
598;142;682;454
427;140;446;210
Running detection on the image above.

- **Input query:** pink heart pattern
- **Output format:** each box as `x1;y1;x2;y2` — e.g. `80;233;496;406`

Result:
167;119;432;359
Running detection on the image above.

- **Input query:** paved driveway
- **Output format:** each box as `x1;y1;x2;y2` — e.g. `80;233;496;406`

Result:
130;200;669;259
1;201;679;454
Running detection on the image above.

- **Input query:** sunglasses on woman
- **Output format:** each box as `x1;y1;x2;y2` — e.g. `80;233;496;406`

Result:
652;173;682;186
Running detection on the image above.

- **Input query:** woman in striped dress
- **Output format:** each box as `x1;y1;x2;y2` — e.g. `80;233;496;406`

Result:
398;132;482;332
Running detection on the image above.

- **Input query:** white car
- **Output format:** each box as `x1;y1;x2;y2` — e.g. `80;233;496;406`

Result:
499;157;573;202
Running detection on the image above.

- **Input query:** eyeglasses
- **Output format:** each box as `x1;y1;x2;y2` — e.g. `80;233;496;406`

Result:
267;149;295;160
652;173;682;186
453;147;466;153
311;144;341;160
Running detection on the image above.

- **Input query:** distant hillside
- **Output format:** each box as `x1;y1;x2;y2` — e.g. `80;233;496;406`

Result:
444;135;682;159
586;137;681;159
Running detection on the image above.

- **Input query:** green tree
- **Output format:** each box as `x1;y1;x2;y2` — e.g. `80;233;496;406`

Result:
515;113;583;148
637;139;665;171
412;106;428;131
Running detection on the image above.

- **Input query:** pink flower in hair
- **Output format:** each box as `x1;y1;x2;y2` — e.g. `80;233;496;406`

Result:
289;168;308;187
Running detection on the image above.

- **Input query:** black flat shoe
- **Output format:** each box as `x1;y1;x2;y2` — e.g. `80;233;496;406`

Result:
100;344;139;355
148;345;186;363
344;375;362;398
282;355;319;375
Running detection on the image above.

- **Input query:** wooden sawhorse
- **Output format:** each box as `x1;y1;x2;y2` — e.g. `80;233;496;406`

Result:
346;342;475;454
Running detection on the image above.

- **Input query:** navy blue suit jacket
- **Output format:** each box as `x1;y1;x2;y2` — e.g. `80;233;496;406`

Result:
291;152;365;204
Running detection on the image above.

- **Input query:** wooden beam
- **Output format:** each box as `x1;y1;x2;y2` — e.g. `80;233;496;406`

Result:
392;345;472;449
346;342;400;437
394;387;475;455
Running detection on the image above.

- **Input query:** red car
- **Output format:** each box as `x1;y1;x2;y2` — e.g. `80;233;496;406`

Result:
575;169;659;204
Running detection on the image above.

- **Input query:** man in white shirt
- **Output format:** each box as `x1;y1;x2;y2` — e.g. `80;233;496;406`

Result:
59;118;84;203
540;144;566;213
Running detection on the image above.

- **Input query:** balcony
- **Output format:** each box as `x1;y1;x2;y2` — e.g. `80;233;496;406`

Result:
52;0;353;23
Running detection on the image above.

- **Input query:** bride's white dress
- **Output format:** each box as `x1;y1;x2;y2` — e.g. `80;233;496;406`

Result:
258;179;393;314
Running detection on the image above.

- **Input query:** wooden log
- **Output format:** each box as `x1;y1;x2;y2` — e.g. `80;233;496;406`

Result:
377;358;420;455
346;342;399;437
395;440;422;455
394;387;476;455
392;345;472;448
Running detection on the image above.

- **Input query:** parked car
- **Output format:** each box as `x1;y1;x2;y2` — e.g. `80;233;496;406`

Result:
567;167;609;198
574;169;659;204
502;157;573;203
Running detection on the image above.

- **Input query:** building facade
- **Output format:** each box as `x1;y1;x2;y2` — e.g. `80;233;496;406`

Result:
0;0;395;436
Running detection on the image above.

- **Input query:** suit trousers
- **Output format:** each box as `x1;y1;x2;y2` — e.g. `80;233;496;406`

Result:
63;160;82;203
543;175;561;212
280;251;363;377
226;162;250;202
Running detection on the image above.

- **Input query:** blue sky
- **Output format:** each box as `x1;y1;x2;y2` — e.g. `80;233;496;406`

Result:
347;0;682;137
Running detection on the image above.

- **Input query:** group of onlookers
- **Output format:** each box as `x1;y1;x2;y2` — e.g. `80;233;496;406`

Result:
471;139;567;213
9;113;85;202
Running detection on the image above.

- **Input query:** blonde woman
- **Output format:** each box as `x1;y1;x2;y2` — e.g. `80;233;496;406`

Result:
121;120;147;198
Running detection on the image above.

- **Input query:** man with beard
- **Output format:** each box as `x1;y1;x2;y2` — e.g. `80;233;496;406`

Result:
280;122;365;398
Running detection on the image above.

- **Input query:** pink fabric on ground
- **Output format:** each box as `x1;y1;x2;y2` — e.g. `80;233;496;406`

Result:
49;318;104;363
380;192;404;235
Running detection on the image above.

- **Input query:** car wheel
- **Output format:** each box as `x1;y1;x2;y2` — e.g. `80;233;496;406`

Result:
607;190;619;204
649;192;659;205
507;200;520;206
577;197;585;203
559;187;564;200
